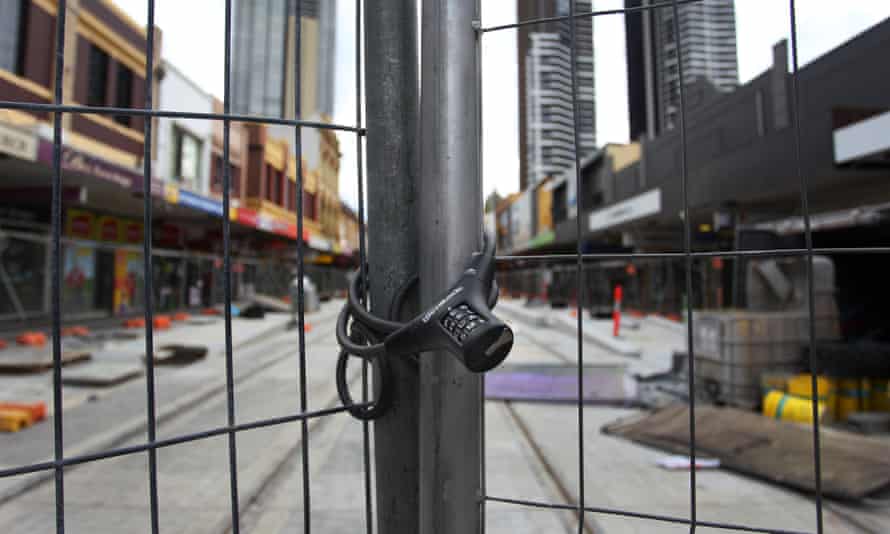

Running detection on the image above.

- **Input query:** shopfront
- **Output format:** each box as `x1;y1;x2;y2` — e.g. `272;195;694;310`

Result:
64;208;146;317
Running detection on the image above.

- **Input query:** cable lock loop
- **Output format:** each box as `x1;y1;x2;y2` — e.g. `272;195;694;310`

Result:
335;233;513;420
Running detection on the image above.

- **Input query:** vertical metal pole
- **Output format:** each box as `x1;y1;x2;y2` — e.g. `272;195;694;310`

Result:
364;1;420;532
419;0;483;532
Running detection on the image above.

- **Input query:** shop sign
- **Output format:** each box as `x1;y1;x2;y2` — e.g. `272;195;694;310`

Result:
97;216;122;242
0;122;37;161
588;188;662;233
526;229;555;249
177;189;224;217
164;184;180;204
308;235;331;252
38;140;139;189
131;173;165;197
236;208;259;228
124;221;144;244
158;223;182;246
66;209;94;239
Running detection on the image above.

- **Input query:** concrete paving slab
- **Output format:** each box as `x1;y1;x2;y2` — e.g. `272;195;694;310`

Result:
0;302;343;505
509;402;863;533
0;325;352;534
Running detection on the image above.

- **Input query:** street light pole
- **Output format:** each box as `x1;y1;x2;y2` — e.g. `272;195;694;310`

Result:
419;0;485;532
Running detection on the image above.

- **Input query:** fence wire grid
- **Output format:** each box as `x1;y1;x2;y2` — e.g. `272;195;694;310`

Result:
0;1;845;534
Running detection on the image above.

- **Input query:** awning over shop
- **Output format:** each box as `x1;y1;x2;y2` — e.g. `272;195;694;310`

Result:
588;188;662;234
750;201;890;235
163;184;223;217
37;138;141;190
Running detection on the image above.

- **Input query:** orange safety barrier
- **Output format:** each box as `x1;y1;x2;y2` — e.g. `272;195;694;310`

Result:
201;308;221;316
304;323;313;333
123;318;146;328
173;312;191;321
0;410;31;433
153;315;172;330
0;401;47;422
61;326;90;337
16;331;47;347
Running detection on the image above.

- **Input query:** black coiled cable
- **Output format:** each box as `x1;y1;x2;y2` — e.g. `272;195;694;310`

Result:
335;271;415;420
336;268;499;420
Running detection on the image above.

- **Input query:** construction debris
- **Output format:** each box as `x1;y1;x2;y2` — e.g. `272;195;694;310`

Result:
16;331;47;347
61;362;144;387
0;350;91;373
144;344;208;366
603;403;890;500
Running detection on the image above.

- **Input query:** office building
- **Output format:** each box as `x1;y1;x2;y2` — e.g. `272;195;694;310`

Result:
231;0;336;120
625;0;738;139
518;0;596;189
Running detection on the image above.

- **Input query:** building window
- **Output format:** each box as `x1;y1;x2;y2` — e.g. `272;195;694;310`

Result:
303;192;317;220
230;165;241;197
278;172;286;208
266;165;277;204
284;180;293;211
663;19;675;44
114;67;134;126
87;45;110;107
173;127;202;187
211;155;239;196
211;155;223;192
0;1;25;74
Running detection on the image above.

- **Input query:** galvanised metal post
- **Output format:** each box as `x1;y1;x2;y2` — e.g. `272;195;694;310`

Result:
364;0;421;532
419;0;484;532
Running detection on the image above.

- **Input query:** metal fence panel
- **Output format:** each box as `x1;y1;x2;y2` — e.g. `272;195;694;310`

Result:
0;1;862;533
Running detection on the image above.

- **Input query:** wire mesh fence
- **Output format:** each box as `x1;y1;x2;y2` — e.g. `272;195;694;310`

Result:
0;0;372;533
481;1;834;533
0;0;876;533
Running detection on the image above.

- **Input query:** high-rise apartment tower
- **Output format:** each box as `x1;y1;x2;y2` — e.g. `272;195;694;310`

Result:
625;0;738;139
518;0;596;190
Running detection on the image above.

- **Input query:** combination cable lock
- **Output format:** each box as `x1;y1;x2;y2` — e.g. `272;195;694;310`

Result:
335;232;514;420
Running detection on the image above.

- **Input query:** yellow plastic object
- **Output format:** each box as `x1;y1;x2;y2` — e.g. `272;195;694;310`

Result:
836;378;871;421
868;379;889;413
787;374;835;419
763;390;826;424
0;409;32;433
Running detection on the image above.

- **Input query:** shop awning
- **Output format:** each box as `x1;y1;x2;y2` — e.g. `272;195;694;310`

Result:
750;202;890;235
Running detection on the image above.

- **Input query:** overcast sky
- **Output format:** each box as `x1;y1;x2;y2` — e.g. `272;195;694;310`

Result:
115;1;890;209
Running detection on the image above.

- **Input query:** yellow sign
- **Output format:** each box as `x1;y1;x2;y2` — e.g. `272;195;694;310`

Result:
96;216;123;242
164;184;180;204
65;209;95;239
